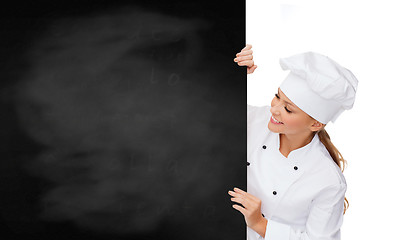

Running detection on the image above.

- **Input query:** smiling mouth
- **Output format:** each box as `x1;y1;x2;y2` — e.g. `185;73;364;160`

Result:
271;115;283;124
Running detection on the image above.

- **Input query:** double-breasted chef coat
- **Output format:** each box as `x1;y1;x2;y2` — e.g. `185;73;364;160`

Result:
247;104;347;240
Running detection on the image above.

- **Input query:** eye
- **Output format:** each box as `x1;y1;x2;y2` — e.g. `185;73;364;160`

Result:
275;93;292;113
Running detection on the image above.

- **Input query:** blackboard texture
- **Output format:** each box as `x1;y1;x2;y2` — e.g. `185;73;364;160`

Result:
0;0;246;239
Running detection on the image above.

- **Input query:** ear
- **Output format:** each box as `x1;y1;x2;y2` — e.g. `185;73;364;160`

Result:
310;121;325;132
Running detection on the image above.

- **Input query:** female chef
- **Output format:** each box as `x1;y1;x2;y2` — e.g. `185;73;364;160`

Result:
228;44;358;240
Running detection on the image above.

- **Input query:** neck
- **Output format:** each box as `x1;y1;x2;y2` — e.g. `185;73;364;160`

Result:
279;131;315;158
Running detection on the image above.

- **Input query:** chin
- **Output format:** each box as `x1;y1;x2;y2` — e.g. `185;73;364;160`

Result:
267;121;282;133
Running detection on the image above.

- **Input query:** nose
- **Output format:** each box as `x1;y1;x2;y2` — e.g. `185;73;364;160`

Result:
270;102;282;116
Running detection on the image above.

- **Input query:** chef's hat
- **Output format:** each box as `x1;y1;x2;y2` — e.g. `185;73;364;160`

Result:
279;51;358;124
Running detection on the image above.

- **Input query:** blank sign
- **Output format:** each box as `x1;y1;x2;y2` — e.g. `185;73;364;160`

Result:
0;1;246;239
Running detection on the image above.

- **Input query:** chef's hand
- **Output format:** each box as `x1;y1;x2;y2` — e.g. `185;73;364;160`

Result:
228;187;266;230
234;44;257;74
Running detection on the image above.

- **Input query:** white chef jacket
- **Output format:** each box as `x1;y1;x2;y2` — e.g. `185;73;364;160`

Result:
247;104;347;240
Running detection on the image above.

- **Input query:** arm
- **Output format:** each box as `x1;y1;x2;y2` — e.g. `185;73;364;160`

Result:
252;216;268;238
265;183;347;240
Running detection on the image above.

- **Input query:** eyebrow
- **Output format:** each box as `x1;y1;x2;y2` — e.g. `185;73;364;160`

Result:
277;89;296;108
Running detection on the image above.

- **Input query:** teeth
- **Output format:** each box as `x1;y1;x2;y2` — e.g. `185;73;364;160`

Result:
272;116;282;123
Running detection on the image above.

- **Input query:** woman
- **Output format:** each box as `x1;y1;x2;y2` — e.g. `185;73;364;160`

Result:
228;44;358;240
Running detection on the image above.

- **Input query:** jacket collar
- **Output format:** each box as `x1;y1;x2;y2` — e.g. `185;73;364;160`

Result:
275;131;320;163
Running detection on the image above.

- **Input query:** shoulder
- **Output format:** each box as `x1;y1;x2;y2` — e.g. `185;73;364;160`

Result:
310;142;347;189
308;147;348;205
247;104;271;124
247;104;272;149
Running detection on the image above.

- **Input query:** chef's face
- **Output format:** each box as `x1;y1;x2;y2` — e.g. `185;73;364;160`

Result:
268;88;324;135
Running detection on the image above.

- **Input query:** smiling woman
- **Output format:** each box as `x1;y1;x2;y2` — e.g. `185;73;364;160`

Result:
234;45;357;240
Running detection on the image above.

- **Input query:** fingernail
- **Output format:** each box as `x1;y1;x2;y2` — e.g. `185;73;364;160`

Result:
234;58;238;62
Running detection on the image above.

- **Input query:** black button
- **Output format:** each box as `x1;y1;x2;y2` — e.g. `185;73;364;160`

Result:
262;145;267;149
294;166;298;170
262;213;265;217
273;191;277;195
247;162;250;166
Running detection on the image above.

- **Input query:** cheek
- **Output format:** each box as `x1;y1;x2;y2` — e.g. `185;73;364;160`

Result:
283;115;306;128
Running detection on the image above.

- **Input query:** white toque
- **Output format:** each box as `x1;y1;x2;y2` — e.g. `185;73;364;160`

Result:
279;51;359;124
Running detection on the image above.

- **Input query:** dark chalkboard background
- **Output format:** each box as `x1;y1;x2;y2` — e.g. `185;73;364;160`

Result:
0;1;246;239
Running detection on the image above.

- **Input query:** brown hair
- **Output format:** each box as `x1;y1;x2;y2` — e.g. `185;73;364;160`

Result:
316;128;349;215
